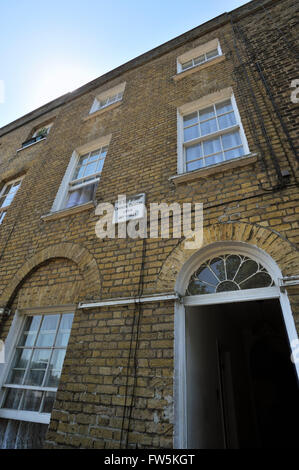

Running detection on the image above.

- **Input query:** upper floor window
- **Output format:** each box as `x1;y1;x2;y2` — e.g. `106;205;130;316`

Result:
65;146;108;209
50;135;111;213
89;82;126;115
0;177;22;225
177;39;222;74
32;123;53;139
178;89;249;173
21;122;53;149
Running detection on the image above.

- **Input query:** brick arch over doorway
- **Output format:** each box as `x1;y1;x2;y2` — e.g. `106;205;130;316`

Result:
156;221;299;294
0;242;101;308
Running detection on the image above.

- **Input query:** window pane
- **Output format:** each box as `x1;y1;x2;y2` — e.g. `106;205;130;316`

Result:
209;257;226;281
204;153;223;166
1;193;15;208
198;106;215;122
218;111;236;129
200;118;217;136
187;280;215;295
187;159;204;172
221;131;242;150
89;150;101;162
181;60;193;70
184;125;199;142
0;211;6;224
25;350;51;386
216;100;233;115
226;255;242;280
84;161;98;177
193;54;205;65
206;49;219;60
35;315;59;347
203;137;221;156
41;392;56;414
18;316;41;347
7;349;32;384
183;112;198;127
240;272;273;289
21;390;42;412
196;265;219;286
73;164;85;180
186;143;202;162
79;154;89;165
235;259;259;284
96;159;105;174
224;147;244;160
55;313;74;347
44;350;66;388
66;182;96;208
2;389;23;410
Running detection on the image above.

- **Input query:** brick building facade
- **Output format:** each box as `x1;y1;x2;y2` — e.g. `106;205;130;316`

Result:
0;0;298;449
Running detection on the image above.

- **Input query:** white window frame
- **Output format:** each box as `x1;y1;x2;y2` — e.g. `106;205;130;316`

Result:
0;177;23;225
0;306;75;425
51;135;112;212
89;82;126;115
177;38;223;74
177;88;250;174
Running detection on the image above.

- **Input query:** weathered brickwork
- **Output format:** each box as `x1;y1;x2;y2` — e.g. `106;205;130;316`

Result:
0;0;298;449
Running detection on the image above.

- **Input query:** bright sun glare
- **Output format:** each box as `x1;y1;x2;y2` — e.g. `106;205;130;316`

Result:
31;62;98;108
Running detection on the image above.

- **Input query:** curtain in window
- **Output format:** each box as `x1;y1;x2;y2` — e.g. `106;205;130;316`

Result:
0;418;48;449
66;182;96;208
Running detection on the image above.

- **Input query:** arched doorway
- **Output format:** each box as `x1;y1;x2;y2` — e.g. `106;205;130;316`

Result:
174;242;299;449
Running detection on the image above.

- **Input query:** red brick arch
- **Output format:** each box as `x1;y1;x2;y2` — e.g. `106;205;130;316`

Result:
0;242;101;307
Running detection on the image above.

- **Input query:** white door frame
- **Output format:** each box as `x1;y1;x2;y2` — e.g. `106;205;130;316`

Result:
174;241;299;449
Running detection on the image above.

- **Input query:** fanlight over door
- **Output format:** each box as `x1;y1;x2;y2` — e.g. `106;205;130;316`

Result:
186;254;274;295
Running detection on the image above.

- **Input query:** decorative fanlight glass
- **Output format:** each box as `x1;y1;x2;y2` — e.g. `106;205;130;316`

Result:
186;254;274;295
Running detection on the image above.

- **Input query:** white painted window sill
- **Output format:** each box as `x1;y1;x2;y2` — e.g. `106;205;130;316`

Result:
173;55;226;82
41;200;95;221
16;137;47;152
83;101;122;121
170;153;258;184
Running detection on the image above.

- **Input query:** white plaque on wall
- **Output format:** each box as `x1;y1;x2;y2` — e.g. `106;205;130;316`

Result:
113;194;146;224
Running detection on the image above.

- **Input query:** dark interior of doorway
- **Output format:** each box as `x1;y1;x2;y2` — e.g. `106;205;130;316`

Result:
186;299;299;449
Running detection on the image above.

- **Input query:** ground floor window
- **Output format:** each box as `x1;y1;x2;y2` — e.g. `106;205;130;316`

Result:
0;418;48;449
0;311;74;449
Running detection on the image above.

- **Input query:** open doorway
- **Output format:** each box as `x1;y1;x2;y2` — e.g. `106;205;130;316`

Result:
185;298;299;448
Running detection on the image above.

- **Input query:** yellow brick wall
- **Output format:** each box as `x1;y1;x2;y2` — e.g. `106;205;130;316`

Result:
0;0;298;449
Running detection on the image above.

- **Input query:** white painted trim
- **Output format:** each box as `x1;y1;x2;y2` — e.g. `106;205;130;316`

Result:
16;137;46;152
0;409;50;424
183;286;280;306
178;87;233;116
78;292;178;309
174;301;188;449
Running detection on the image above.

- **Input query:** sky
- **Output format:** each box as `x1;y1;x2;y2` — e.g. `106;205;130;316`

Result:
0;0;249;129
